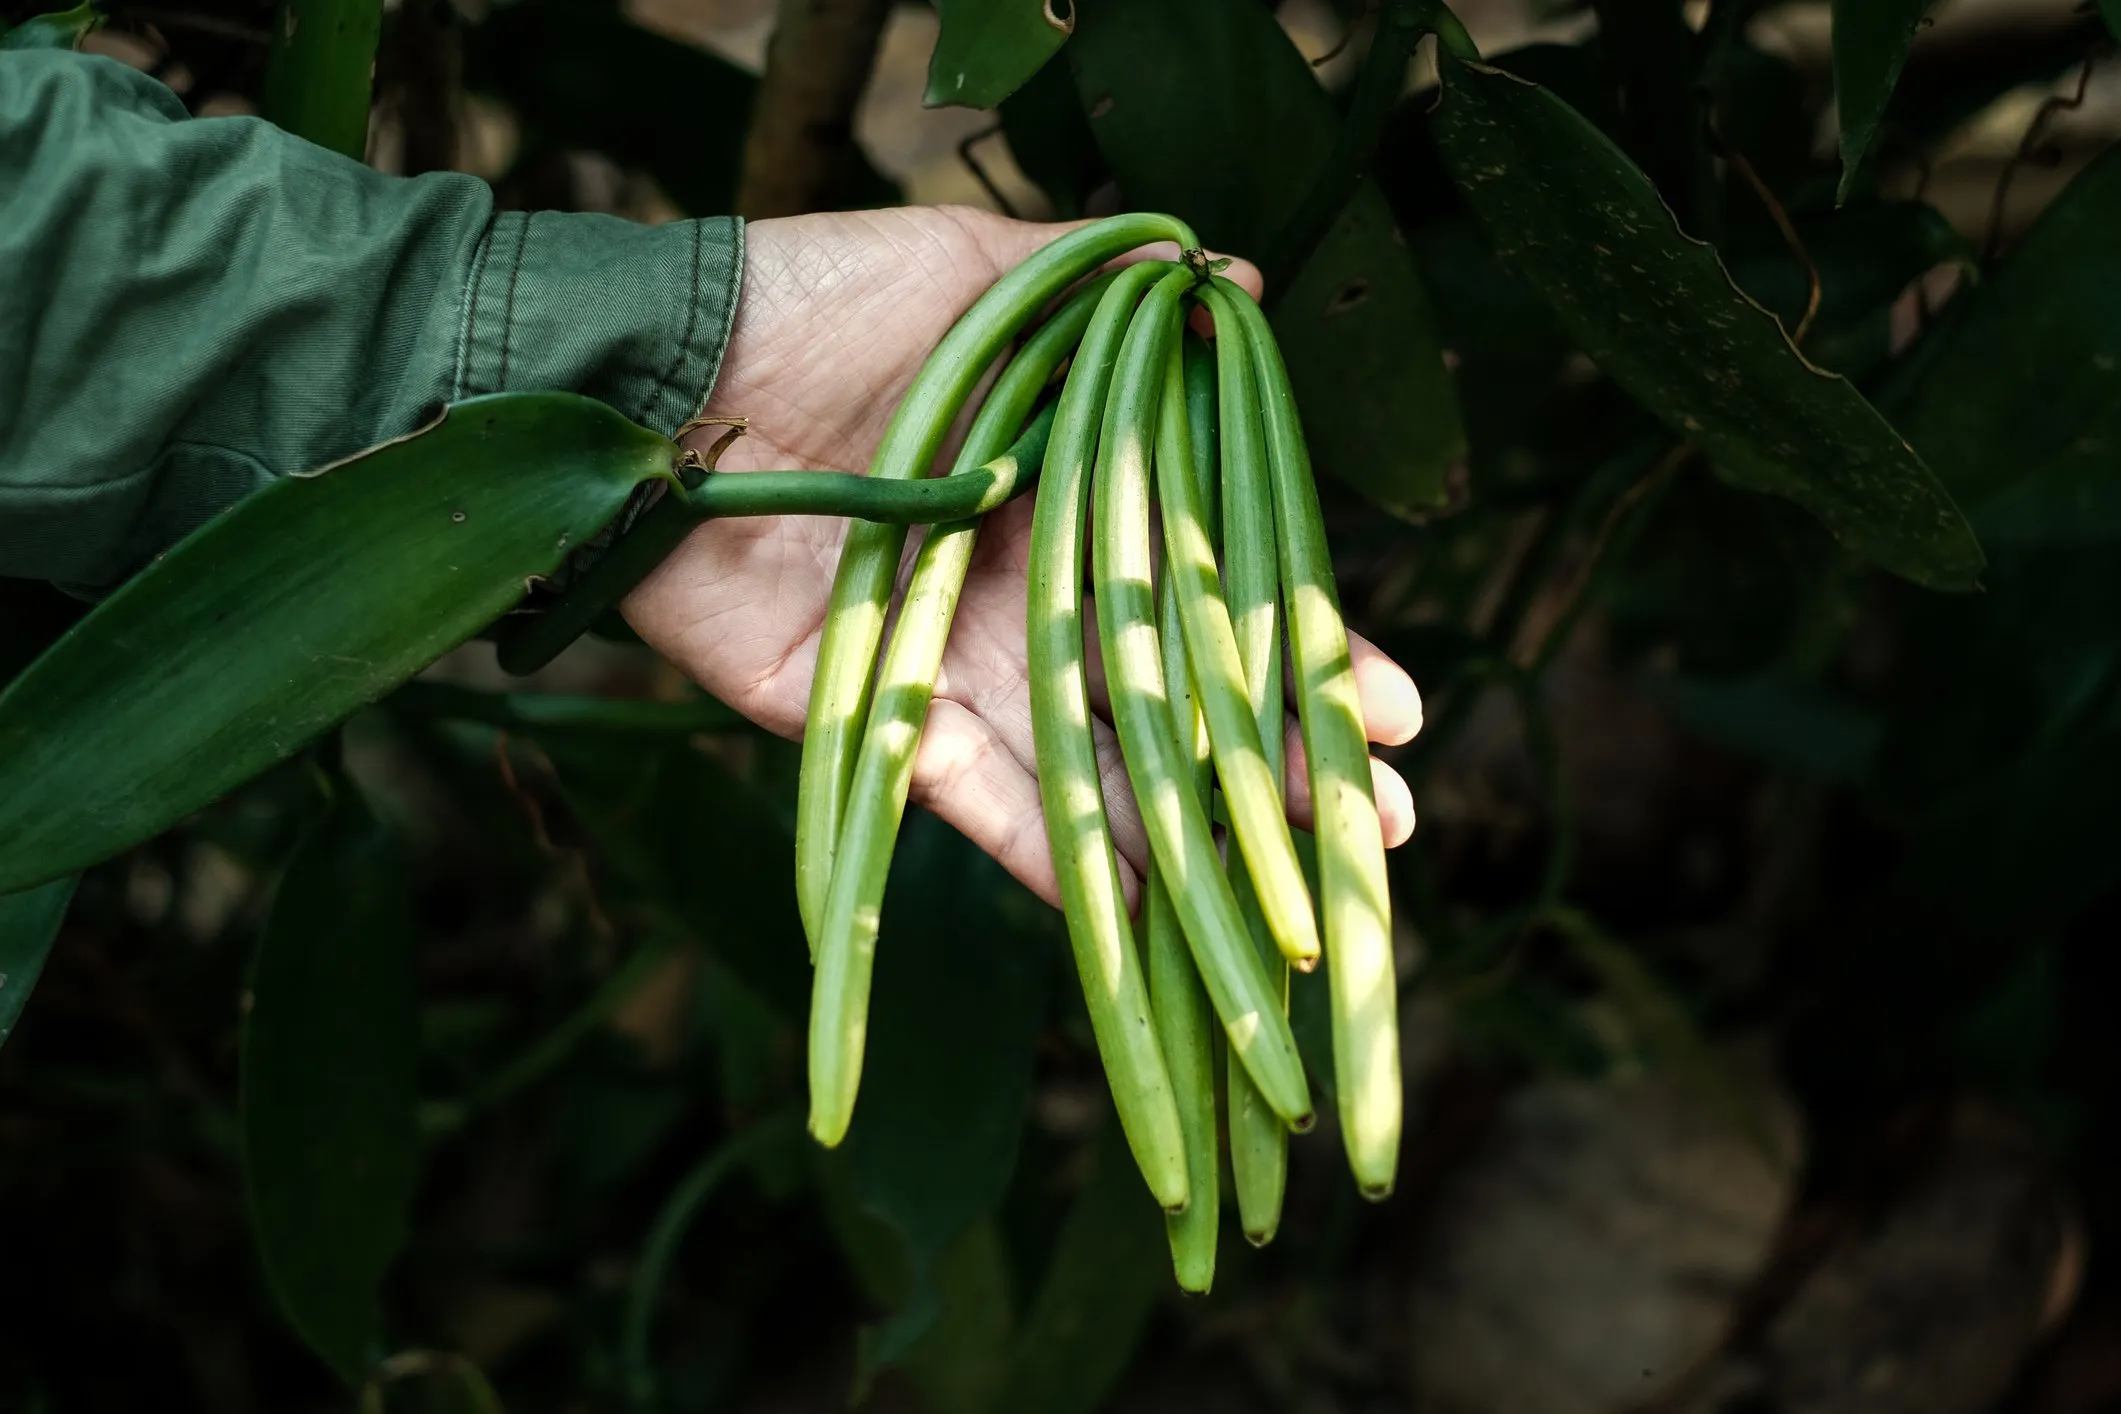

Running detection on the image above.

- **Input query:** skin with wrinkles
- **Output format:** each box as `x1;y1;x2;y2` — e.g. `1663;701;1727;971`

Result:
621;207;1426;911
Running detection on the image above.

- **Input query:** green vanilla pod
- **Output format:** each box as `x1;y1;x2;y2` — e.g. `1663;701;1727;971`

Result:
1148;339;1221;1294
1091;268;1312;1129
807;278;1109;1146
1200;314;1292;1242
1208;278;1401;1197
796;213;1200;947
1157;333;1319;972
1026;260;1191;1212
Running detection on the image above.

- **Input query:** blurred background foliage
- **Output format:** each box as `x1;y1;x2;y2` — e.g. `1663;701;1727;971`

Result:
3;0;2121;1411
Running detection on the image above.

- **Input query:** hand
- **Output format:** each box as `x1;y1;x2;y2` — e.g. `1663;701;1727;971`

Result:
622;207;1422;908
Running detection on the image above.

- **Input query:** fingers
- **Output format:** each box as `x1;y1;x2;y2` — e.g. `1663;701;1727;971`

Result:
1280;717;1417;849
1281;627;1424;747
1350;628;1424;745
906;695;1147;913
907;697;1062;906
1089;600;1422;752
1370;755;1417;848
1080;598;1420;850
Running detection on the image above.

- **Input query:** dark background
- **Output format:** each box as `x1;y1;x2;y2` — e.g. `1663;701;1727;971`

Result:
3;1;2119;1411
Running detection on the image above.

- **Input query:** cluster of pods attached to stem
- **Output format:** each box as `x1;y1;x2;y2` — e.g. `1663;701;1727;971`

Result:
793;214;1402;1293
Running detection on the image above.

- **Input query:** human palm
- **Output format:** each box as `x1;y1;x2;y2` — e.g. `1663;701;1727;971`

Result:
623;207;1420;907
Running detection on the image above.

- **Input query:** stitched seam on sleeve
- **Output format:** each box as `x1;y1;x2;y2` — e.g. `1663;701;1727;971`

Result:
455;216;499;401
500;210;530;391
642;220;706;423
701;217;744;403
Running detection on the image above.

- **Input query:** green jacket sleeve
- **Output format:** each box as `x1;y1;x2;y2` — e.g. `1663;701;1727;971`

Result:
0;50;742;591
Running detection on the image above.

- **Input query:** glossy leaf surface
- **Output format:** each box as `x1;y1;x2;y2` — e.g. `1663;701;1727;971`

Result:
0;875;75;1050
1067;0;1464;517
926;0;1072;110
243;777;420;1383
0;2;98;47
0;393;674;895
1830;0;1934;202
1432;56;1983;591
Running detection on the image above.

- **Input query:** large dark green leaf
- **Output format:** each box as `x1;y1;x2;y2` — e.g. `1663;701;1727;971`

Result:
1896;145;2121;543
243;775;421;1383
0;1;98;47
1831;0;1934;203
0;394;674;895
2105;0;2121;45
0;875;76;1050
926;0;1072;110
536;732;811;1017
997;52;1103;220
260;0;384;160
990;1122;1167;1414
845;812;1048;1369
1431;56;1984;591
467;0;895;216
1066;0;1464;516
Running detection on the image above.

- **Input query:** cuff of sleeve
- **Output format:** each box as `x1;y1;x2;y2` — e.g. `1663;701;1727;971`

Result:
455;211;743;437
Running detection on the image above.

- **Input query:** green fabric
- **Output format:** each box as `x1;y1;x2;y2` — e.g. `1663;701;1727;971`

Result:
0;50;742;591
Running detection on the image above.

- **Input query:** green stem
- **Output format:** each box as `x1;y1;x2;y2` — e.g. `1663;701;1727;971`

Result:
1423;0;1480;64
1261;0;1436;297
495;404;1057;678
621;1113;802;1411
419;936;680;1135
689;408;1054;521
